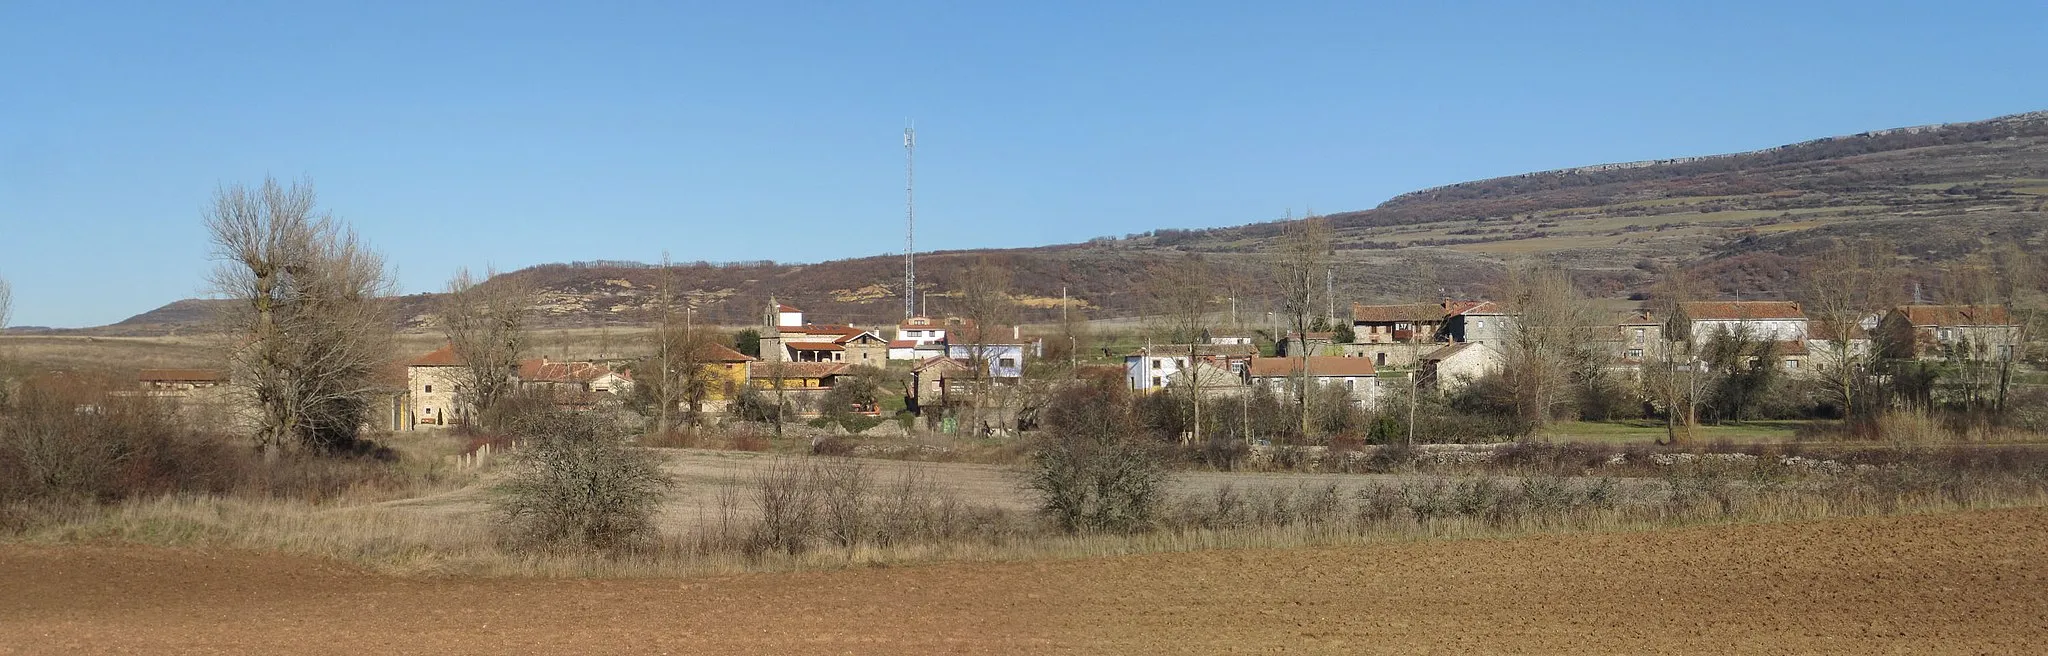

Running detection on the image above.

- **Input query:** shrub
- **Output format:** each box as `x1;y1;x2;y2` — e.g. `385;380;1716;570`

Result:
1027;377;1169;534
494;410;673;551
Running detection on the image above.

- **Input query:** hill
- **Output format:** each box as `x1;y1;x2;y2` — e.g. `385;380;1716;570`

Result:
79;110;2048;336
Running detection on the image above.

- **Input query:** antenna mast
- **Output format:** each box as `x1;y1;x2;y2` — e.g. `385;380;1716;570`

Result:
903;125;917;320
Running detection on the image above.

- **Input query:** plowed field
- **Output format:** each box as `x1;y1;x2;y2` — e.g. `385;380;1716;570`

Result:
5;508;2046;654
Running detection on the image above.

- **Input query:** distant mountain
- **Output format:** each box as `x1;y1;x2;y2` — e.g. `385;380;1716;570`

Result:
80;110;2048;336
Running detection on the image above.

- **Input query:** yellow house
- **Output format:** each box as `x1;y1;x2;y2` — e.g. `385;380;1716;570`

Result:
750;362;851;390
690;342;757;401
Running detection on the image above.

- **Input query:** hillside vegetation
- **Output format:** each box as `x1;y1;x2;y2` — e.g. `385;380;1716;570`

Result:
71;110;2048;335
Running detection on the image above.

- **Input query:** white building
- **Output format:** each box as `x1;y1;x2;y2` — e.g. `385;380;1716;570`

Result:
1124;344;1258;392
1678;301;1809;343
1245;356;1382;407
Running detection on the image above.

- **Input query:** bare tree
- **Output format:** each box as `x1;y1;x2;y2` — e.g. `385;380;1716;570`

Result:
1399;255;1442;445
439;268;533;429
207;177;394;454
0;276;12;383
1273;214;1333;438
642;254;720;434
956;257;1014;431
1144;255;1214;444
1497;264;1605;432
1801;239;1902;422
1646;270;1709;443
1051;288;1091;371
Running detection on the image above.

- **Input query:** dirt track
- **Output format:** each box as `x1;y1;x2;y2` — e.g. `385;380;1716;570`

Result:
5;509;2046;655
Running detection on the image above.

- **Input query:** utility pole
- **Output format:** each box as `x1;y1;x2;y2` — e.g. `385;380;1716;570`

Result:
1326;267;1336;329
1062;286;1076;371
903;125;917;320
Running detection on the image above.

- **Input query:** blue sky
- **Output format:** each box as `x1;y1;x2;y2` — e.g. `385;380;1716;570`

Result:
3;1;2044;328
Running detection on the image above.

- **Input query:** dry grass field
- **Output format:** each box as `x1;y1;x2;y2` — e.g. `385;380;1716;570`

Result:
4;508;2044;654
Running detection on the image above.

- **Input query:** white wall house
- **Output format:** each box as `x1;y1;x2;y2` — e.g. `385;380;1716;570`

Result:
1245;356;1382;407
1679;301;1809;343
1124;344;1257;392
891;316;952;360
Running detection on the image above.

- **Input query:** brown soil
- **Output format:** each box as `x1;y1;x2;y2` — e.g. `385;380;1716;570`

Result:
5;508;2046;655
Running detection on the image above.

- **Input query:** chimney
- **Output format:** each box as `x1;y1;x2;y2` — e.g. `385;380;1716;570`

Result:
1013;325;1020;341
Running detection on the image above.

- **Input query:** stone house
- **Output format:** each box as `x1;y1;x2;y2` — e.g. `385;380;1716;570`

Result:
1441;300;1512;346
1877;304;2022;361
909;356;971;413
1276;332;1337;357
1418;342;1502;393
405;345;473;428
1342;302;1452;368
1351;303;1446;345
756;300;887;365
516;358;635;411
1597;310;1669;372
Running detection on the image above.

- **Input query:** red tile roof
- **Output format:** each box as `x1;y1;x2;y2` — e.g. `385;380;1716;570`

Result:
1352;303;1443;323
1773;341;1810;356
888;340;919;348
407;344;464;367
1679;301;1805;321
1247;356;1378;378
777;304;801;312
688;343;757;363
1422;342;1477;361
751;362;851;379
138;368;228;383
785;324;865;336
1808;320;1868;341
517;359;626;384
1896;304;2014;327
786;342;845;351
1444;300;1503;316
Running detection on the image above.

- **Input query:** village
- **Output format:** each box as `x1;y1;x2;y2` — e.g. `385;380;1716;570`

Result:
129;291;2027;444
10;4;2048;649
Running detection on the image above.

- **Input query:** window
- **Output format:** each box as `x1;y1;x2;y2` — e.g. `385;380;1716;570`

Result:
1151;376;1162;387
1784;359;1799;370
1152;358;1163;369
1345;379;1355;392
1375;353;1388;367
425;408;433;415
1633;328;1646;342
1627;349;1644;359
424;385;433;393
1938;328;1953;341
999;357;1016;369
1999;345;2014;361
